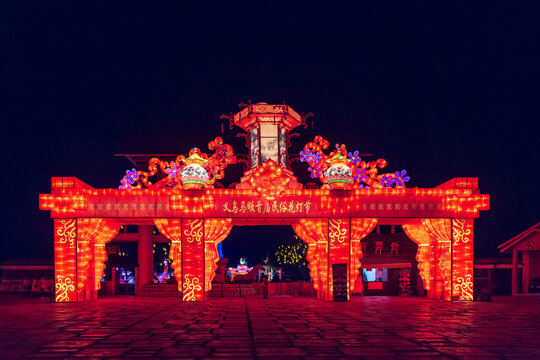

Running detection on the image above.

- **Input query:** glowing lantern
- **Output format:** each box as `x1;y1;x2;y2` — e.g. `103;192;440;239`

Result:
181;153;209;189
324;154;352;189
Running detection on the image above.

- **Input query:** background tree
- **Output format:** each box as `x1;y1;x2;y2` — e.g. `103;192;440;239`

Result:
273;235;310;281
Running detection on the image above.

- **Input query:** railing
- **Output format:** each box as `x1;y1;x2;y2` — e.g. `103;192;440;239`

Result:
253;281;317;297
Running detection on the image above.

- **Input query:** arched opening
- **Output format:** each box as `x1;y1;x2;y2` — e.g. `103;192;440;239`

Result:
209;225;314;297
356;225;420;297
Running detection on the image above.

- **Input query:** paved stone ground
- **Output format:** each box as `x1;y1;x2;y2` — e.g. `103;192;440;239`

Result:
0;295;539;359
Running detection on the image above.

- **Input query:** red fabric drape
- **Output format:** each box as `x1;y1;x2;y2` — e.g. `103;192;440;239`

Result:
421;218;452;300
293;219;328;297
403;221;431;291
93;221;121;290
350;218;378;293
204;219;233;292
77;218;105;294
155;219;183;293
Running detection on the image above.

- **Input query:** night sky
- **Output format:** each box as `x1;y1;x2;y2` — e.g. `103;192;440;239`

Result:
1;2;539;262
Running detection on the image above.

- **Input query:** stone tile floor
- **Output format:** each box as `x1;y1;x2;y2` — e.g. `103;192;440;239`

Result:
0;295;539;359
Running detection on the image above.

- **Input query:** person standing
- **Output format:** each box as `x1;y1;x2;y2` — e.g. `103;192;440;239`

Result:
262;275;269;299
38;277;46;298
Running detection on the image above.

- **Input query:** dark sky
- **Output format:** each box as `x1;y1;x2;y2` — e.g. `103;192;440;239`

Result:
1;2;539;261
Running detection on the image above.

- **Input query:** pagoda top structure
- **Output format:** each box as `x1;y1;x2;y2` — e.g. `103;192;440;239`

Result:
223;102;310;169
231;102;304;132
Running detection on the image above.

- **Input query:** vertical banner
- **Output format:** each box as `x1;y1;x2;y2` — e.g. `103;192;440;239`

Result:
328;218;350;301
54;219;77;302
182;219;205;301
451;219;474;301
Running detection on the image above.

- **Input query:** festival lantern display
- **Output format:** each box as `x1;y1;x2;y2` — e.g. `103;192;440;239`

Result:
222;102;307;168
119;137;233;190
300;136;410;190
227;258;253;282
39;102;490;303
180;154;210;190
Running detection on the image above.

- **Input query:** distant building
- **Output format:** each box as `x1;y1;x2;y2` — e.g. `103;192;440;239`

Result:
498;222;540;294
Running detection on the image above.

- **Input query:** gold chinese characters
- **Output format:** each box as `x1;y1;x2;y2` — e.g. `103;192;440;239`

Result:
221;200;312;214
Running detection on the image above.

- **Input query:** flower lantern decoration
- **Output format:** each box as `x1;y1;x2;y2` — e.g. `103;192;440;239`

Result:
323;154;353;189
300;136;410;189
118;137;233;189
180;152;209;190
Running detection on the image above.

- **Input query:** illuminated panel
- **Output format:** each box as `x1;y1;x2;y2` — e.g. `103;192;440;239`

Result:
54;219;77;302
181;219;205;301
451;219;474;301
154;219;183;293
93;221;121;290
402;222;431;291
204;219;233;292
350;218;377;293
422;218;452;300
328;219;350;301
39;194;87;216
443;195;490;217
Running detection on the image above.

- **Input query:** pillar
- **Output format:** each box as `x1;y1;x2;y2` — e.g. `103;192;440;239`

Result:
137;225;154;295
327;219;351;301
451;219;474;301
512;249;518;295
522;251;530;294
54;219;78;302
181;219;205;301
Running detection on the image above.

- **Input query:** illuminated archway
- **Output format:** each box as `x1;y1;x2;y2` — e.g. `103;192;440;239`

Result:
40;103;489;302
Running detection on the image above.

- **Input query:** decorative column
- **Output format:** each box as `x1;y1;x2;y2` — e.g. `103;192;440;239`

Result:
451;219;474;301
328;219;350;301
181;219;205;301
138;225;154;295
54;219;78;303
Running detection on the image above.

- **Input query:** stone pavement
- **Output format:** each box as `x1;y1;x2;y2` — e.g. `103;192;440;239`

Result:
0;295;539;359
